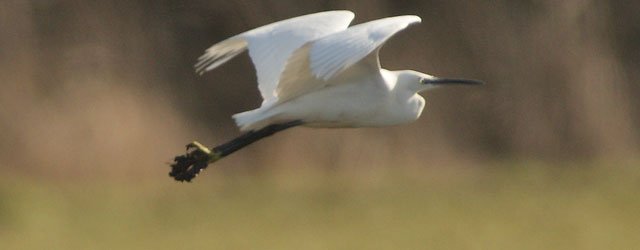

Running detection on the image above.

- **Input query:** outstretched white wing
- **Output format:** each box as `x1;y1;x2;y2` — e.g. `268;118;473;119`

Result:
195;11;354;104
275;15;422;103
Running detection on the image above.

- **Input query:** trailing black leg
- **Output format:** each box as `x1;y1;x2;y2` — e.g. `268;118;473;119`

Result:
169;120;303;182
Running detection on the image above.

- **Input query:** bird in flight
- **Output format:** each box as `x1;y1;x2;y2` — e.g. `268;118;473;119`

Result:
170;10;482;182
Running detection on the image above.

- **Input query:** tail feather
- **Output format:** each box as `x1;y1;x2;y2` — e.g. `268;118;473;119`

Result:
232;108;272;132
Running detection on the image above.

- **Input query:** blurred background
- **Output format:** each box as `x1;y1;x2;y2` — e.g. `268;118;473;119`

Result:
1;0;639;249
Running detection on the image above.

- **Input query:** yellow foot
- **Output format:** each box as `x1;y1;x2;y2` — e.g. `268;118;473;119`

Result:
186;141;222;163
186;141;211;155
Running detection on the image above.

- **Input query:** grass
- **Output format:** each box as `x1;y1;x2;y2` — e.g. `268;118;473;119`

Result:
1;163;639;249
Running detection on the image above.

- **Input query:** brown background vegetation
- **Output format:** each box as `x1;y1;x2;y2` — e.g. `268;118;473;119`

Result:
1;0;639;178
2;2;640;249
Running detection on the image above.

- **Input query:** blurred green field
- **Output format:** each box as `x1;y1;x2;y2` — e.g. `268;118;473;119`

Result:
1;163;639;250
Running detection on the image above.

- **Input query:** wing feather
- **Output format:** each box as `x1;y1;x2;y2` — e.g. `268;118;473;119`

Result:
195;11;354;104
194;37;247;73
310;15;421;80
275;15;422;102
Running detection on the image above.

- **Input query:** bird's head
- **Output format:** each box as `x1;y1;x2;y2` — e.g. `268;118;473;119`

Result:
395;70;483;93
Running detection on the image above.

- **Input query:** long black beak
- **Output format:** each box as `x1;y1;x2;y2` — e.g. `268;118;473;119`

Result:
422;77;484;85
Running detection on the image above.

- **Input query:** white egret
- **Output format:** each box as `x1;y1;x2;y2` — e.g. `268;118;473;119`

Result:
170;10;482;181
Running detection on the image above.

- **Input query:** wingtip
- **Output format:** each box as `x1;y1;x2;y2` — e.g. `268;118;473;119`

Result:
401;15;422;23
320;10;354;15
334;10;355;19
314;10;355;23
193;62;206;75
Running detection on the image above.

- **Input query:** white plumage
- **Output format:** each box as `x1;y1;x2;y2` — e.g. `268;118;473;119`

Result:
169;11;482;182
195;11;355;103
195;11;480;132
